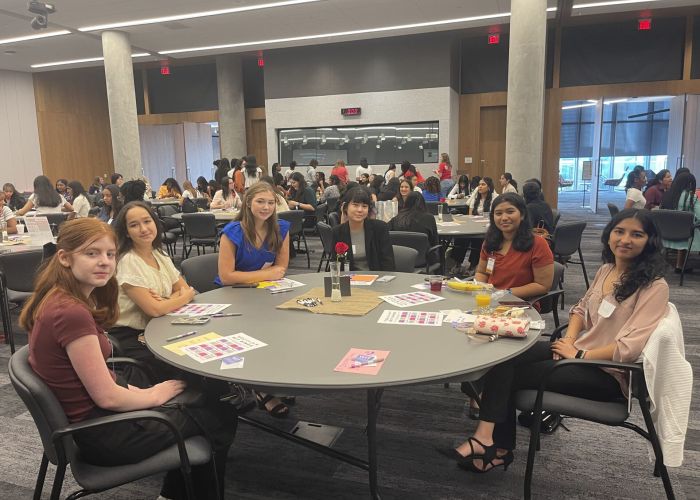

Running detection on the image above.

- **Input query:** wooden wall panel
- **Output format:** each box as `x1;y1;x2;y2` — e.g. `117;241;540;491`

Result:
245;107;267;173
478;106;507;183
34;68;114;188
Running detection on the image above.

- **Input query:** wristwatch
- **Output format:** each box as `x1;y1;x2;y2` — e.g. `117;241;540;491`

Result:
575;350;586;359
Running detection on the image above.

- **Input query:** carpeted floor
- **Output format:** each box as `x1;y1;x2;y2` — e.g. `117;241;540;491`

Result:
0;196;697;499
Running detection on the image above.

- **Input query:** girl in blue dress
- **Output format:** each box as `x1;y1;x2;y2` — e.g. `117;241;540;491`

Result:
216;182;292;417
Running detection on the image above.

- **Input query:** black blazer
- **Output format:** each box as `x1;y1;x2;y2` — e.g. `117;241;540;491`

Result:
331;219;395;271
388;212;439;247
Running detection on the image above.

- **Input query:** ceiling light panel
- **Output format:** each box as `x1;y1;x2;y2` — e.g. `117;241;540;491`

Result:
573;0;658;9
0;30;71;46
31;52;150;69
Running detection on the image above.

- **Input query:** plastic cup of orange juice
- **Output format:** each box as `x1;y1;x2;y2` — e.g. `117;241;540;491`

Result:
474;292;491;313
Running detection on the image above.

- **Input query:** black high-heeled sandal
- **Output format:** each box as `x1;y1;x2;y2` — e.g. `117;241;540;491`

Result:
255;392;289;418
437;437;495;467
459;450;514;473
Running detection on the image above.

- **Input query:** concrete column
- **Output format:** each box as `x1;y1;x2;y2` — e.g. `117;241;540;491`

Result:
101;30;142;180
216;55;247;161
504;0;547;183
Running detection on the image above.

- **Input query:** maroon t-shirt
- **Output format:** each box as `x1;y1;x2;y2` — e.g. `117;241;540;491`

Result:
28;291;115;422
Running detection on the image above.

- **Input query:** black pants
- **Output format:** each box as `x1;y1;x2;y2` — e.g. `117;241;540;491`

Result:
451;237;483;268
108;326;182;385
478;341;622;450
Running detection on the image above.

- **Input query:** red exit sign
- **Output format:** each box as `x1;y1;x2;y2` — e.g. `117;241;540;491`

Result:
341;107;361;116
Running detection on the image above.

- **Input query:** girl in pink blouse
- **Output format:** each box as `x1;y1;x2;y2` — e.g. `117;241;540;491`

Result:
441;208;669;473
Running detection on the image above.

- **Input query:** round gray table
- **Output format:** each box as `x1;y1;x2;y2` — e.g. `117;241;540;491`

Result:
445;198;469;208
170;210;239;222
145;272;541;498
435;214;489;237
149;198;181;207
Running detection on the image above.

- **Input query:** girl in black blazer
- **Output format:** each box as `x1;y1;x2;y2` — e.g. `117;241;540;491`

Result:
331;187;395;271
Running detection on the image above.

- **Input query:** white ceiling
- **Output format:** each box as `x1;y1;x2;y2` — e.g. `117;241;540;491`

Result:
0;0;697;72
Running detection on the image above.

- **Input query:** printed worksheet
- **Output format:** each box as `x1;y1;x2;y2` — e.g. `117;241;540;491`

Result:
183;333;267;363
257;278;305;292
334;348;390;375
167;303;231;317
440;309;477;324
163;332;222;356
377;309;443;326
378;291;445;308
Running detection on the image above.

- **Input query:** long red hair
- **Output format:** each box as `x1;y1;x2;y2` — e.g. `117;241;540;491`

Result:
20;218;119;332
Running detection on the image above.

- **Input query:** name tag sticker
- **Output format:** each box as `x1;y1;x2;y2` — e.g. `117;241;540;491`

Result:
486;257;495;275
598;299;616;318
352;245;356;254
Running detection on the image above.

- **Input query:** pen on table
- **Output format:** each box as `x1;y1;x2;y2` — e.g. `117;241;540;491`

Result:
350;358;386;368
209;313;242;318
269;287;294;294
166;330;198;342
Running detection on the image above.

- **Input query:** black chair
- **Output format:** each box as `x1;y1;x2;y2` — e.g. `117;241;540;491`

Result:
0;249;44;353
304;203;327;236
88;206;100;218
181;213;218;258
388;231;441;274
278;210;310;268
515;324;675;500
552;221;589;289
157;205;183;257
181;253;221;293
551;208;561;228
41;213;70;235
392;245;419;272
316;222;334;272
9;346;211;500
607;202;620;217
425;201;449;216
327;211;340;228
527;261;565;328
194;197;210;210
649;210;696;286
325;197;339;215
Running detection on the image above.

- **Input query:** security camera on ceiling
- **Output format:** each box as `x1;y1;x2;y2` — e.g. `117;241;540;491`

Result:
28;1;56;30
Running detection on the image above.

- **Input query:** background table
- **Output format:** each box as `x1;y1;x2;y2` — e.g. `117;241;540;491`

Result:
145;272;542;497
436;214;489;237
170;210;239;222
149;198;181;208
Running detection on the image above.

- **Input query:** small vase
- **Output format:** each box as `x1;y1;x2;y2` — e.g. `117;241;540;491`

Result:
330;260;342;302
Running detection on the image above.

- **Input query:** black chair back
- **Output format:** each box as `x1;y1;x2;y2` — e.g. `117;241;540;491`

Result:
0;249;44;293
327;211;340;227
157;204;179;218
392;245;419;272
315;203;328;223
278;210;304;236
551;208;561;228
194;198;209;210
552;221;586;258
325;197;339;214
607;203;620;217
181;213;217;239
317;222;333;256
425;201;449;216
649;210;694;241
181;253;221;293
389;231;428;269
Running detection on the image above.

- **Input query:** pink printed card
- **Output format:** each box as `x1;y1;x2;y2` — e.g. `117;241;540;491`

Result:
334;348;390;375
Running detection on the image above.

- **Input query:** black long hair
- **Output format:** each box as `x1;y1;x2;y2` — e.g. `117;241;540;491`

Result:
646;169;670;191
625;169;644;192
393;191;427;228
484;193;533;253
661;172;696;211
469;176;481;192
67;180;86;199
472;177;494;216
502;172;518;192
289;172;308;202
456;175;469;195
601;208;666;303
33;175;62;207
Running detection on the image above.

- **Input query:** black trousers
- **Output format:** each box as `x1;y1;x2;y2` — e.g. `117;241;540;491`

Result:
478;341;622;450
451;237;483;268
108;326;182;385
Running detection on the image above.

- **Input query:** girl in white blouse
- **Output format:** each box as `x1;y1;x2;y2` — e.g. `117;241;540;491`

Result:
499;172;518;194
109;201;196;383
15;175;73;215
67;181;91;217
210;176;241;210
624;169;647;210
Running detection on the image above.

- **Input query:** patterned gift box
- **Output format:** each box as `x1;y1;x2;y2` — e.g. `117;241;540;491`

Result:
473;315;530;338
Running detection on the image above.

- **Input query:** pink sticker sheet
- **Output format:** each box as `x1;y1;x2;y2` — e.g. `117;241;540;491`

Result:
334;348;390;375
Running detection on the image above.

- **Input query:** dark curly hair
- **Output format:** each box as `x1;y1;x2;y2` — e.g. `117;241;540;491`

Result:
601;208;666;303
484;193;533;253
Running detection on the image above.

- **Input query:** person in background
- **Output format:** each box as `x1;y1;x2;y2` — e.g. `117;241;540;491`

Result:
214;157;230;185
384;163;397;182
469;176;482;195
422;176;442;203
110;173;124;187
356;157;372;181
138;176;153;200
644;169;672;210
306;159;318;186
120;180;148;205
287;172;317;216
660;171;700;272
216;182;292;418
110;201;196;382
207;180;219;200
445;208;666;474
21;218;236;500
229;159;245;195
448;175;470;199
319;174;342;204
451;177;495;273
0;192;18;233
196;176;212;202
368;174;385;203
470;177;495;216
56;178;71;202
244;155;262;190
283;161;297;184
3;182;27;211
259;176;290;212
271;162;284;189
315;171;329;193
331;159;349;185
389;191;438;246
499;173;518;194
397;178;414;209
402;162;425;185
97;184;122;224
434;153;455;197
378;177;400;202
88;176;103;195
359;173;370;186
624;169;647;210
157;178;183;200
16;175;73;215
211;176;242;210
182;179;202;200
331;187;395;271
522;181;554;234
67;181;91;218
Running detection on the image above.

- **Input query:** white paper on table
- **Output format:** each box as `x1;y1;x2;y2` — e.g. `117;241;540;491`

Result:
265;278;305;292
377;309;443;326
410;283;431;290
529;320;546;330
440;309;477;324
436;221;461;227
378;291;445;308
183;333;267;363
167;303;230;317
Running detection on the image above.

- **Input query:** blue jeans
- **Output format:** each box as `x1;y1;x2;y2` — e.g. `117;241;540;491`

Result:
440;179;455;198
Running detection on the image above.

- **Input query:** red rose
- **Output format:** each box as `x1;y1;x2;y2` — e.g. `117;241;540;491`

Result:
335;242;349;255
